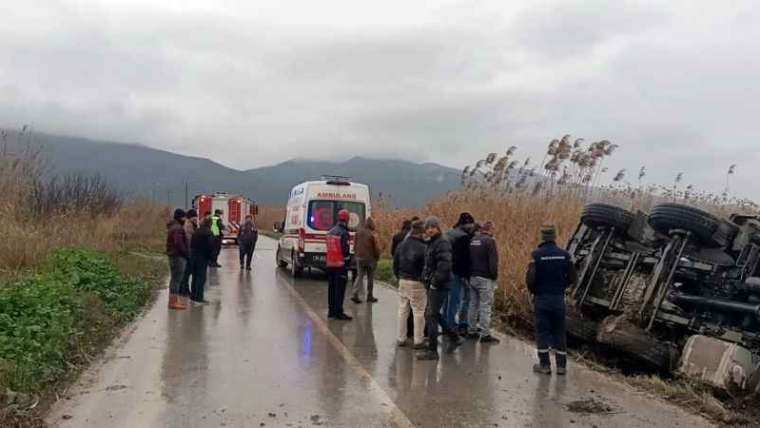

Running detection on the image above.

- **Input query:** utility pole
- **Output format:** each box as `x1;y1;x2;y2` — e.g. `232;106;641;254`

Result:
185;181;189;210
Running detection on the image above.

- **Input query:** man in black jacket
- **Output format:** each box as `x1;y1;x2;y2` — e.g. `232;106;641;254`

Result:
393;220;428;348
467;221;500;344
445;212;476;334
326;209;353;321
190;217;215;305
391;219;412;256
418;216;464;361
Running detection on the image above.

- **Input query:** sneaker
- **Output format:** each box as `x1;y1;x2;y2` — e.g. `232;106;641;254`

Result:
533;364;552;375
240;264;244;269
416;351;440;361
446;335;464;353
480;335;501;344
350;296;363;304
412;342;428;350
246;266;252;271
335;313;353;321
556;367;567;376
397;339;412;348
367;296;378;303
190;300;208;307
466;332;480;340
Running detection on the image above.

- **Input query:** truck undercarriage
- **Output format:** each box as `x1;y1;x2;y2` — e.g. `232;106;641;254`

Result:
566;202;760;393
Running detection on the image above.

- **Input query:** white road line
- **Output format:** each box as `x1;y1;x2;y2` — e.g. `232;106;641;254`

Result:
280;279;415;428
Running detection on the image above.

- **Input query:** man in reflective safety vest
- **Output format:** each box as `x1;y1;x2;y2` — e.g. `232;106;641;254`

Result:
209;209;225;268
526;225;577;375
326;209;353;321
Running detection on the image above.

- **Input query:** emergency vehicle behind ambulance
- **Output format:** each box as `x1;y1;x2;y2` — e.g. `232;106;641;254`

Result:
193;192;257;244
276;176;370;277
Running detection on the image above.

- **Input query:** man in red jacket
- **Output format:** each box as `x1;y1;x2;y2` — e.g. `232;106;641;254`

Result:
166;208;189;310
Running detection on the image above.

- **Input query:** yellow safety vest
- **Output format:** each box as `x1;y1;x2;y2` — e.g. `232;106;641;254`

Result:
211;215;221;237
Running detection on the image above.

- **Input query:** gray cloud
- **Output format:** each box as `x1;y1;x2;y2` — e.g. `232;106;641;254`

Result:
0;0;758;200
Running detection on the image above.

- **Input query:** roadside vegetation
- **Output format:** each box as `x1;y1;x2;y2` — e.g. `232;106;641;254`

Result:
0;128;167;427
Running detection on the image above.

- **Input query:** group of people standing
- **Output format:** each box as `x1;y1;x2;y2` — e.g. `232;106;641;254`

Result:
392;213;500;361
390;213;575;373
165;208;258;310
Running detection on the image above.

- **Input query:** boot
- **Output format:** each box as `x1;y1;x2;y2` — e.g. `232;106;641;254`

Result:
168;294;187;310
555;352;567;375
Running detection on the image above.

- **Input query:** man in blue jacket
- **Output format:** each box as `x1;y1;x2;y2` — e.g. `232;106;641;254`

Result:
526;225;577;375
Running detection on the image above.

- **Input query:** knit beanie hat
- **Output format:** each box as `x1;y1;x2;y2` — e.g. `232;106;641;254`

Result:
173;208;186;221
540;225;557;242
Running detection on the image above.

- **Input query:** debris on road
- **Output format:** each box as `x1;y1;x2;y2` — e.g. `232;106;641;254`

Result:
566;398;616;415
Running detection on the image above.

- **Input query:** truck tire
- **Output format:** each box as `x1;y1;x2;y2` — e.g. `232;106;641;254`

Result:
581;203;634;232
597;315;677;370
566;310;599;343
649;203;737;248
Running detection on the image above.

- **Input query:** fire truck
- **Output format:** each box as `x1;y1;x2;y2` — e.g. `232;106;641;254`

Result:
193;192;258;244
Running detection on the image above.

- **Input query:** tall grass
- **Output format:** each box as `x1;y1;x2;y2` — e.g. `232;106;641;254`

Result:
0;128;167;274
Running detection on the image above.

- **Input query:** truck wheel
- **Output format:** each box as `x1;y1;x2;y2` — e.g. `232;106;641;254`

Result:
597;315;677;370
566;310;599;343
276;246;288;268
649;203;738;248
290;251;303;278
581;203;634;232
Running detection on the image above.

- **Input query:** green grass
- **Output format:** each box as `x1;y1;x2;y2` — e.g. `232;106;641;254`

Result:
375;258;397;286
0;248;165;417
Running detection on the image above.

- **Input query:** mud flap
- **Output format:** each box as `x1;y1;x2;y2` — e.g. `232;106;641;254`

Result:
597;315;677;370
678;335;754;392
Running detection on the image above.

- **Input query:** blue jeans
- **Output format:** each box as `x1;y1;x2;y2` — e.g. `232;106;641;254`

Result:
442;275;468;329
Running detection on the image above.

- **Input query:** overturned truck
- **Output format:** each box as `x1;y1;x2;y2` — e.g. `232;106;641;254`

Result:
567;202;760;392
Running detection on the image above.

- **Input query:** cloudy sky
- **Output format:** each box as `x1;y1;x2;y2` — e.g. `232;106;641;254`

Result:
1;0;758;199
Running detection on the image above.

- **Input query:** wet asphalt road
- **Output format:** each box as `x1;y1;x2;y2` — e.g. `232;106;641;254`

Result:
47;237;714;428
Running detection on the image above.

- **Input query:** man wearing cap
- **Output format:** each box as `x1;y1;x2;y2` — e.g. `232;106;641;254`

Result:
166;208;189;310
467;221;500;344
526;225;577;375
418;216;464;361
325;209;353;321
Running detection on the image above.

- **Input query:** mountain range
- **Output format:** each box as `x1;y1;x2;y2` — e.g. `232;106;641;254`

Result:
2;130;462;207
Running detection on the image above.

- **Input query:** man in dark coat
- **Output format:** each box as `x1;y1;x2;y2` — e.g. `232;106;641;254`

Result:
238;215;258;270
326;209;353;321
467;221;500;343
391;219;412;256
418;216;464;361
526;225;577;375
444;212;476;333
166;208;189;310
190;217;215;305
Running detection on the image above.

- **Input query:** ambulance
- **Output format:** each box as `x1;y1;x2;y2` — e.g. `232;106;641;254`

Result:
276;176;370;277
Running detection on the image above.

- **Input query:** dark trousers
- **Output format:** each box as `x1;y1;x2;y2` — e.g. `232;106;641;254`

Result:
534;295;567;368
211;237;222;264
425;287;453;352
239;240;256;267
190;256;209;302
327;268;348;317
179;256;192;296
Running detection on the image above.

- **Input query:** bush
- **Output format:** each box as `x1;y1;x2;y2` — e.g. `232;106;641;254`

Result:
375;258;396;286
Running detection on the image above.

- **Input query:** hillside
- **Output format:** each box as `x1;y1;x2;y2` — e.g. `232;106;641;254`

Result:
2;130;461;207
